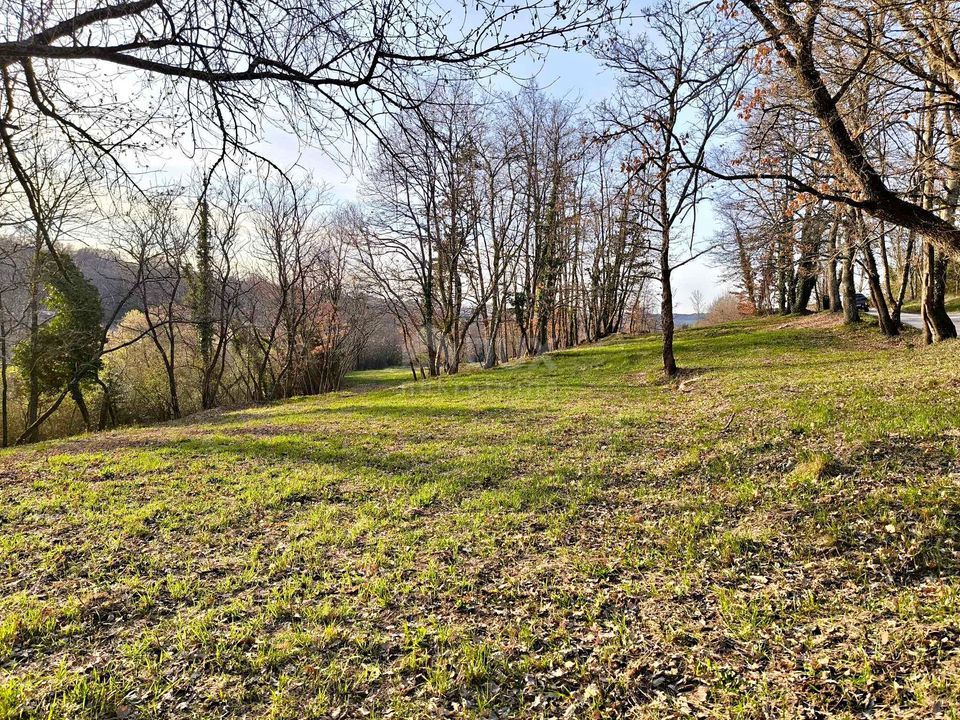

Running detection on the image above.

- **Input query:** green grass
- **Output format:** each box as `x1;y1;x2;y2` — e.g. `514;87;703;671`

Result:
342;365;414;389
3;315;960;718
900;295;960;313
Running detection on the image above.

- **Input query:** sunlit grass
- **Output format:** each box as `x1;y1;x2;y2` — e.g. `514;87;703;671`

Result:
2;315;960;718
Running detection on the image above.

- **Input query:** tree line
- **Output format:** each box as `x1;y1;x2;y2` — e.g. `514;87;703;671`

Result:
351;85;656;377
0;77;672;442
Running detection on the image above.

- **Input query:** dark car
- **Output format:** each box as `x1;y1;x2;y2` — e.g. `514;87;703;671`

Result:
854;293;869;311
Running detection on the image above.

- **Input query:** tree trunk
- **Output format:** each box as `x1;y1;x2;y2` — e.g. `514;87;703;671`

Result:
777;234;789;315
660;243;677;378
921;242;957;342
69;384;92;432
733;228;760;312
535;312;549;355
482;310;500;370
424;280;439;376
862;239;898;336
841;229;860;325
790;211;819;314
16;385;70;444
826;217;843;312
890;230;915;328
791;272;817;314
165;358;182;419
96;378;116;431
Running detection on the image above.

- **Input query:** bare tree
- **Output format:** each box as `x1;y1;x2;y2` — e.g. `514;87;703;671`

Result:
471;113;525;368
187;175;247;409
0;0;625;294
359;86;491;375
690;290;705;319
508;87;585;356
584;146;653;340
598;0;747;376
116;193;191;418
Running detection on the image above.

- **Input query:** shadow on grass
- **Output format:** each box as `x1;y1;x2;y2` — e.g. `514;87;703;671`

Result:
160;429;516;491
205;401;544;431
789;437;960;583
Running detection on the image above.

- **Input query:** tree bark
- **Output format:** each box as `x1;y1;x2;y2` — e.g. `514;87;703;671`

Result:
921;242;957;342
862;237;898;336
791;270;817;314
826;217;843;312
841;227;860;325
96;378;116;431
660;237;677;378
69;384;92;432
482;303;500;370
890;229;914;328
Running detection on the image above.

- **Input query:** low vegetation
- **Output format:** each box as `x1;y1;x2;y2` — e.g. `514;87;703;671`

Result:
3;316;960;719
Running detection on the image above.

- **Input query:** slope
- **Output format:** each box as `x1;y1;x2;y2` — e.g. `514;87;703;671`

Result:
2;317;960;719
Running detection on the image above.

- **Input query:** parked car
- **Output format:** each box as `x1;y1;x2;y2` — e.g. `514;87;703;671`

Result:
854;293;869;311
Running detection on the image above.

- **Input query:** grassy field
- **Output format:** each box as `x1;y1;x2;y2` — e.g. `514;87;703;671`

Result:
3;316;960;719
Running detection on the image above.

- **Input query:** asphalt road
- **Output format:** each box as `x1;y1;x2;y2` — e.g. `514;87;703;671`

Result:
880;311;960;330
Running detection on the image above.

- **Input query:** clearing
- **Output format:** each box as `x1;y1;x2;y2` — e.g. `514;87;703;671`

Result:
2;317;960;719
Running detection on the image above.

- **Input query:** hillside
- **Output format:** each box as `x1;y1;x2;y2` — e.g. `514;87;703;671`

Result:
3;317;960;719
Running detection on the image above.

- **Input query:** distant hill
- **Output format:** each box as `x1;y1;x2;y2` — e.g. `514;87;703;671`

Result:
644;312;704;330
73;247;142;323
674;312;704;327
